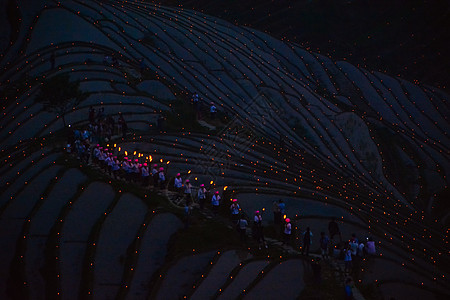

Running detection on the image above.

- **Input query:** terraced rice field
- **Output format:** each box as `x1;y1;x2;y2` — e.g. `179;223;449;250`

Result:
0;0;448;299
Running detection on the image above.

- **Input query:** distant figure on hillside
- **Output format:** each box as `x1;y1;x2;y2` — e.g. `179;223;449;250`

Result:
197;184;207;210
283;218;292;245
357;240;365;258
192;93;199;108
151;164;159;188
211;191;220;215
349;234;358;257
328;218;342;242
192;93;202;119
184;203;191;229
158;167;166;189
174;173;183;194
103;55;110;65
279;133;285;149
238;213;248;243
272;200;281;224
278;199;286;216
88;106;96;124
112;157;120;179
344;246;352;273
311;258;322;285
253;210;267;249
50;52;56;69
118;112;127;138
157;114;164;131
319;232;330;259
96;107;105;122
139;57;148;74
209;102;217;119
141;163;150;186
111;55;119;67
230;199;240;221
184;179;192;205
302;227;313;256
344;278;354;300
366;237;376;255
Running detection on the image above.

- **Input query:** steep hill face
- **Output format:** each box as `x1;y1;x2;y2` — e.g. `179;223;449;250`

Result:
0;0;449;299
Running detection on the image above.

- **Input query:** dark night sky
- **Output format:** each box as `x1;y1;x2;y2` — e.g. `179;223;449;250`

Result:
159;0;450;92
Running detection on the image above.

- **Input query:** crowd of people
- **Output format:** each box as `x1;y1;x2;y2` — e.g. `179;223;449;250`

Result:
190;92;219;121
66;106;130;163
64;104;378;298
68;134;378;269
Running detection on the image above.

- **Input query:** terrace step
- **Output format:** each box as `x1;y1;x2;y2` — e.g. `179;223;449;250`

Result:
191;250;251;300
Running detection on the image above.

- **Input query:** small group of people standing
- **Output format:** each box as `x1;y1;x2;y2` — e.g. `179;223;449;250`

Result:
190;92;218;121
234;206;267;250
87;107;128;141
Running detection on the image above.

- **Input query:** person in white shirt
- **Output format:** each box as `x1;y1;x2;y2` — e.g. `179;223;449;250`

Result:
151;164;159;187
174;173;183;193
230;199;240;221
141;163;150;186
111;156;119;178
211;191;220;214
197;184;207;210
184;179;192;205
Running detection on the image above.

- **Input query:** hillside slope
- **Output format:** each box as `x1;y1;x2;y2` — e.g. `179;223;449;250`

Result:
0;0;449;299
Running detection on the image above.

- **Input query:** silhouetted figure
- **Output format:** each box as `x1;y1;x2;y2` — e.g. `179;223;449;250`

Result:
311;258;321;285
210;102;217;119
238;214;248;243
279;134;285;149
344;278;354;300
139;57;148;74
50;52;56;69
319;232;330;259
197;184;207;210
157;114;164;131
273;200;281;225
184;203;191;229
302;227;312;256
328;218;342;242
88;106;96;124
118;112;127;138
